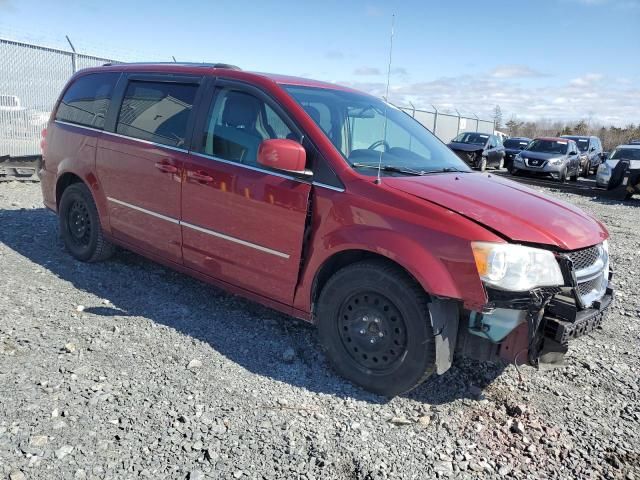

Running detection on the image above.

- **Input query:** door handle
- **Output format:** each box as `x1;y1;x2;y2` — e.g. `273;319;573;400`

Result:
187;170;214;183
155;162;178;174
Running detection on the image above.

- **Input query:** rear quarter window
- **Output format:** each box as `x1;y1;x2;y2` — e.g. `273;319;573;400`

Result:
55;73;120;129
116;81;197;148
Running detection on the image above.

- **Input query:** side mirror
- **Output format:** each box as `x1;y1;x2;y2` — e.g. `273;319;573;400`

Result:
590;146;596;152
257;139;309;175
600;152;608;160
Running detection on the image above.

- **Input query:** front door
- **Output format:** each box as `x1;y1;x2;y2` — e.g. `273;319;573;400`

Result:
181;83;311;305
97;76;200;264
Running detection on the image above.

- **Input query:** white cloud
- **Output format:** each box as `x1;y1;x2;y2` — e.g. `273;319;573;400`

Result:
337;73;640;126
490;65;548;79
569;73;604;87
354;66;381;76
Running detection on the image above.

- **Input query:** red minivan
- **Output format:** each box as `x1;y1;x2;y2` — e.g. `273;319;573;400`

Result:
39;63;613;396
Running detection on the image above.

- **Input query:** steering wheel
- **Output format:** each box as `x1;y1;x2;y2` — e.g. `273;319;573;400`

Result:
367;140;390;152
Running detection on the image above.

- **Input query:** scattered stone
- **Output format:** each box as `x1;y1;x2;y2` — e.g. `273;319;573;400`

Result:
189;470;204;480
30;434;48;447
187;359;202;370
388;416;413;426
76;305;85;312
417;415;431;427
55;444;74;459
9;471;26;480
511;421;526;435
64;343;76;353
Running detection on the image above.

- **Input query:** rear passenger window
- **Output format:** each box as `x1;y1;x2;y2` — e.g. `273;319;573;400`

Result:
56;73;119;129
116;81;197;148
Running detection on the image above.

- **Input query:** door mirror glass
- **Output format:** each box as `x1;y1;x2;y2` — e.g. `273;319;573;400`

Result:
258;139;308;175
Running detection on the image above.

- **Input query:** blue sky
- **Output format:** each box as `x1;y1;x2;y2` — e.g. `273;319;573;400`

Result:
1;0;638;125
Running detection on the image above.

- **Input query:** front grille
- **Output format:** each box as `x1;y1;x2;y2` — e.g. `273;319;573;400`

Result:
578;276;603;296
564;244;608;308
567;245;600;270
455;151;473;162
525;158;546;168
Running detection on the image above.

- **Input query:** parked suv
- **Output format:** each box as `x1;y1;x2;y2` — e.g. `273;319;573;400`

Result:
512;137;581;182
561;135;604;176
447;132;505;171
39;64;613;396
503;137;531;172
596;144;640;189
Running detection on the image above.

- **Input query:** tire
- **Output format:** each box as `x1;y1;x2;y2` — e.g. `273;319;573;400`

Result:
558;167;567;183
569;167;578;182
582;162;590;177
59;183;115;262
478;155;487;172
317;260;435;397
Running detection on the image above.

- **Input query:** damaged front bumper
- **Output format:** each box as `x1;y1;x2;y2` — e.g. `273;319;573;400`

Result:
455;251;614;368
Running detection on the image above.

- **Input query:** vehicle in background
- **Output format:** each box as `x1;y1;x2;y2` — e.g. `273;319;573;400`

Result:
0;95;22;112
494;130;509;143
596;144;640;188
503;137;531;173
561;135;604;176
447;132;505;171
512;137;581;182
39;64;613;396
629;139;640;145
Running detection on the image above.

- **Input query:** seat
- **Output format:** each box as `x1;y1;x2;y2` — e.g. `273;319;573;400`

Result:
211;92;265;165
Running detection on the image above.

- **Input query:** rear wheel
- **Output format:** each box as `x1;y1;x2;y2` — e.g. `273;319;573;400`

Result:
59;183;115;262
317;260;435;397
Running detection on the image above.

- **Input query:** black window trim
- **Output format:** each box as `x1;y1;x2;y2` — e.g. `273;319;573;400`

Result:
104;72;205;152
54;72;122;131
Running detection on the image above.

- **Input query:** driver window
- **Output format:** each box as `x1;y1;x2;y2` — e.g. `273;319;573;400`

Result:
200;88;295;166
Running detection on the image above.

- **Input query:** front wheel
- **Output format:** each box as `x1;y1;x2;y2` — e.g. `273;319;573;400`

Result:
477;154;487;172
317;260;435;397
59;183;115;262
558;167;567;183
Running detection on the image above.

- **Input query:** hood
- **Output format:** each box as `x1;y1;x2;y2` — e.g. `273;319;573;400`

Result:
448;142;484;153
520;151;565;161
384;173;608;250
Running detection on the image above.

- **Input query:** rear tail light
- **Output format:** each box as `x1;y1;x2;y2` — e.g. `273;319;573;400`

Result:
40;128;47;170
40;128;47;154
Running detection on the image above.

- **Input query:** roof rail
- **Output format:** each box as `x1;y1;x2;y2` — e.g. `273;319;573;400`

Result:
101;61;241;70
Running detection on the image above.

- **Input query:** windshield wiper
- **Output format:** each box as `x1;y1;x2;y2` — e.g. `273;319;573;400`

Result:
351;163;426;176
419;167;470;174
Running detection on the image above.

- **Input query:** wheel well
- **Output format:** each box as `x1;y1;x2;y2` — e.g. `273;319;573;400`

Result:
311;250;423;315
56;173;83;207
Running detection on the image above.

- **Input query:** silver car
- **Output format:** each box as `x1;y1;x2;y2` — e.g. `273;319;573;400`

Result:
511;137;582;182
596;144;640;187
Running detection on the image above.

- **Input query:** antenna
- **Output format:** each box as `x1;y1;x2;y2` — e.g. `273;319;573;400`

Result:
375;13;395;185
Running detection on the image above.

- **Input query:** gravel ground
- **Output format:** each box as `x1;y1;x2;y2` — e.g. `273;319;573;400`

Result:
0;181;639;480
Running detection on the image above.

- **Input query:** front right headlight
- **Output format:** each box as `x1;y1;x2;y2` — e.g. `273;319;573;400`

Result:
514;154;524;163
471;242;564;291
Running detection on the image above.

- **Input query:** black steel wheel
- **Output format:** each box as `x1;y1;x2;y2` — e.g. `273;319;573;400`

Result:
338;291;408;372
59;183;115;262
66;199;92;248
317;260;435;397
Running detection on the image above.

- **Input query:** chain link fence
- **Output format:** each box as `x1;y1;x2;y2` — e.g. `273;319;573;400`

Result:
1;36;495;160
398;105;496;143
0;37;115;158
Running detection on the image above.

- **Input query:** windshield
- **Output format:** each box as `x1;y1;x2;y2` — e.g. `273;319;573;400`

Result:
284;86;471;176
504;139;530;149
611;148;640;160
452;132;489;145
564;137;589;152
526;139;569;155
